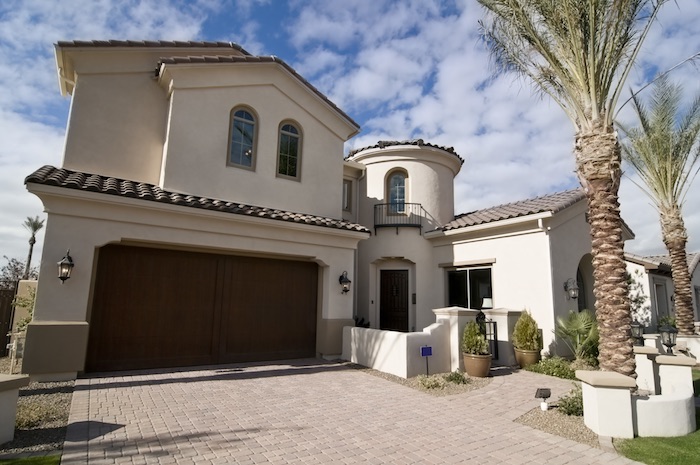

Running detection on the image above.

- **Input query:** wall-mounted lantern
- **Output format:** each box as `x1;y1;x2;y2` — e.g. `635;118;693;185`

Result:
564;278;579;300
630;321;644;346
658;325;678;355
339;271;351;294
57;250;74;284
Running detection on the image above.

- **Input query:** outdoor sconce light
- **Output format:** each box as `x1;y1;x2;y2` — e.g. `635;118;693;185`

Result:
564;278;579;300
659;325;678;355
535;388;551;411
339;271;351;294
630;321;644;346
57;249;74;284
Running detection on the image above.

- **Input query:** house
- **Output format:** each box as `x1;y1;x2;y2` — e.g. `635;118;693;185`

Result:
23;40;635;380
625;252;700;330
22;41;368;379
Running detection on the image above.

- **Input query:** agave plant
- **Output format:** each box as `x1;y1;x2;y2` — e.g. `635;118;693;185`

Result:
554;310;599;362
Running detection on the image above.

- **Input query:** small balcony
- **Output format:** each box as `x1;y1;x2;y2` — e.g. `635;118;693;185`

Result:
374;203;425;234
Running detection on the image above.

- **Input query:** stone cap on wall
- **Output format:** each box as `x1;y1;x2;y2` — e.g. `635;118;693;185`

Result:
633;346;659;355
655;355;697;367
0;374;30;391
576;370;636;388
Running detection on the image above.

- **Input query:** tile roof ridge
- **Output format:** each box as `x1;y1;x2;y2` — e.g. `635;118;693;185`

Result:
56;40;251;55
346;139;463;164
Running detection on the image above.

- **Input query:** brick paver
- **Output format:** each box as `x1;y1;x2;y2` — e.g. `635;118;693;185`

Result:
61;360;641;464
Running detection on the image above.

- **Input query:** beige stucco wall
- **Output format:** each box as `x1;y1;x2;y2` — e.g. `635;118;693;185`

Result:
351;144;462;332
23;185;367;377
431;218;558;352
159;64;353;218
57;45;246;184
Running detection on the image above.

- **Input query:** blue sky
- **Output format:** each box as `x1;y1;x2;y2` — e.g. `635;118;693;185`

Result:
2;0;700;268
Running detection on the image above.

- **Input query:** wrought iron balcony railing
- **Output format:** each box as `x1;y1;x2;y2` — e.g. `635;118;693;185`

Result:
374;203;425;234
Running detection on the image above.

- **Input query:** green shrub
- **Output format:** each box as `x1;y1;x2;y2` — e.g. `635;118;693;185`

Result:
462;320;489;355
558;384;584;416
443;371;468;385
525;356;576;379
512;310;540;350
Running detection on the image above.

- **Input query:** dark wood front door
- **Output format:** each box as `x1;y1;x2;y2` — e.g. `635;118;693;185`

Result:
86;244;317;372
380;270;408;332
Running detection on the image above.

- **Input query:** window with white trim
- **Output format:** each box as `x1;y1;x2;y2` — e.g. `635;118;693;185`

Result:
447;267;493;309
277;122;301;179
228;107;257;169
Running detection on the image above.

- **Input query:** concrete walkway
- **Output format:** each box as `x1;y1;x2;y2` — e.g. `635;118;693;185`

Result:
61;360;640;464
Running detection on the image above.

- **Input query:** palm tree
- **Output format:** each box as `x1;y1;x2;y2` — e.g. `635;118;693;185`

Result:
618;77;700;335
23;216;45;280
477;0;668;376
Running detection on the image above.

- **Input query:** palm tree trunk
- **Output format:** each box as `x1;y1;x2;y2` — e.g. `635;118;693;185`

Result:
23;236;36;280
660;208;695;335
575;124;635;377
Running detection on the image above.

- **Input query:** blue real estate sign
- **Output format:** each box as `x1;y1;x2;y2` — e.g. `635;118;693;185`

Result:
421;346;432;357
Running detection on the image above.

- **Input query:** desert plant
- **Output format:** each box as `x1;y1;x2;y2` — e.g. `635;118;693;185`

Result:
558;384;584;416
462;320;489;355
443;371;468;385
12;285;36;332
554;310;599;361
525;356;576;380
416;374;446;390
658;315;677;329
512;310;540;350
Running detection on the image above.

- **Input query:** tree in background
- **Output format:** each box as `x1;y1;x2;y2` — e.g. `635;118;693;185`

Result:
618;77;700;335
477;0;667;376
1;256;37;289
22;216;45;280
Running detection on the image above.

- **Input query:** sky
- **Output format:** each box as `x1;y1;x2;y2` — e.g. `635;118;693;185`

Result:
1;0;700;270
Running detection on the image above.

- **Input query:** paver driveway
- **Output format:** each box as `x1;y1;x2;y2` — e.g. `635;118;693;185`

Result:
61;359;640;464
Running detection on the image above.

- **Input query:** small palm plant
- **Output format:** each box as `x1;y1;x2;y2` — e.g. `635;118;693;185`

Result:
554;310;599;362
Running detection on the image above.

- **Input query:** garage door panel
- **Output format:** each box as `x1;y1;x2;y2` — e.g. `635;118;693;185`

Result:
220;257;317;363
87;246;220;372
87;245;318;372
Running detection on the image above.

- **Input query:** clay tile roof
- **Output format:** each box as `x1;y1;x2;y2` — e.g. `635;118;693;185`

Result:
56;40;251;55
157;55;359;131
441;188;585;231
627;252;700;274
25;166;370;234
346;139;464;164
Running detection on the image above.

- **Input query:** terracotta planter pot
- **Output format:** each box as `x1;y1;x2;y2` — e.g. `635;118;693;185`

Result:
462;353;492;377
514;348;541;369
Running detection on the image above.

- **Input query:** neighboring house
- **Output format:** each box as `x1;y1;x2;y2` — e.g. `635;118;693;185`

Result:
23;40;638;380
625;252;700;330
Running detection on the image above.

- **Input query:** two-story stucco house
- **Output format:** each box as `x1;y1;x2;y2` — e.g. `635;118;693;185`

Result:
23;40;635;380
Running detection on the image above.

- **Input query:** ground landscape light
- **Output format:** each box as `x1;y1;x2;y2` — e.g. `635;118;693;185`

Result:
339;271;351;294
535;388;551;411
564;278;579;300
57;249;74;283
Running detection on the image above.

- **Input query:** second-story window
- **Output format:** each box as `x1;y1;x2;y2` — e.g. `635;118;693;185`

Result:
388;171;406;213
228;108;256;169
277;122;301;179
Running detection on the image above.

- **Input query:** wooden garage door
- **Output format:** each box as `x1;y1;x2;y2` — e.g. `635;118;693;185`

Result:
86;245;318;372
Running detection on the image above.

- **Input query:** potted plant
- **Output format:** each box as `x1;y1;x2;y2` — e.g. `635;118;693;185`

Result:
462;320;491;377
512;310;541;368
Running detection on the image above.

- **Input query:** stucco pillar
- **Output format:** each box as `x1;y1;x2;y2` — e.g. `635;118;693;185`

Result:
633;345;660;394
432;307;479;372
576;370;636;439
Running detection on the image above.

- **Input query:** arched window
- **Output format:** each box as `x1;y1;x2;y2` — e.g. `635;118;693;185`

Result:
387;170;407;213
228;108;256;169
277;122;301;179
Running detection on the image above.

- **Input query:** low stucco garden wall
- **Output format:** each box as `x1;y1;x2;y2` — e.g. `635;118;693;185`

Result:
342;321;450;378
